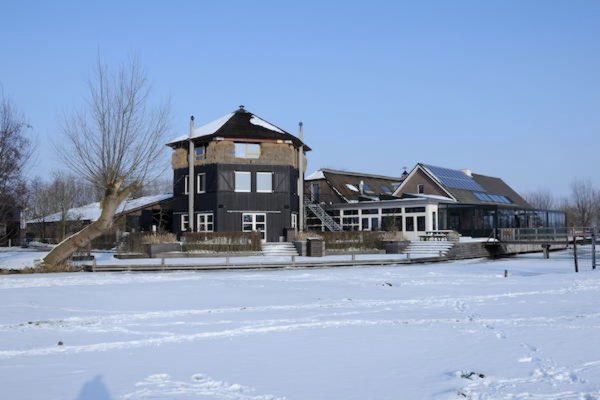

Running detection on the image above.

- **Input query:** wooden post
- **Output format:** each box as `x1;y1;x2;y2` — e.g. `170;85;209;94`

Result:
504;269;508;278
542;244;549;259
291;255;296;268
92;258;96;272
573;236;579;273
592;232;597;270
298;122;304;232
351;254;356;262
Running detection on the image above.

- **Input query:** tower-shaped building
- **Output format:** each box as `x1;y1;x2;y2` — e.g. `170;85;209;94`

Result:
166;106;309;242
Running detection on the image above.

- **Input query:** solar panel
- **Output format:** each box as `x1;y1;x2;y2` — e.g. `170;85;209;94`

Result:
473;192;513;204
424;165;485;192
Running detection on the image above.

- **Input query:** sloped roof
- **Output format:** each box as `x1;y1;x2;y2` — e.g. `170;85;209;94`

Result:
167;106;310;150
307;168;405;203
397;163;531;208
28;193;173;224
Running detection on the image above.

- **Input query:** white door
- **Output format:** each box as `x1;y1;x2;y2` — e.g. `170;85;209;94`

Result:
242;213;267;242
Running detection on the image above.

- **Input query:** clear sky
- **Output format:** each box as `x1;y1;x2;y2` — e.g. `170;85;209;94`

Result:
1;0;599;197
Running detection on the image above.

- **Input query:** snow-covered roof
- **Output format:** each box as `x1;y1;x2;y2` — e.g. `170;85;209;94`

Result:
166;106;310;151
305;170;326;180
167;113;234;145
403;193;456;202
28;193;173;224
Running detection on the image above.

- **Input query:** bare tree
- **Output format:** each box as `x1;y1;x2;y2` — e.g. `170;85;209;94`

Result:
44;57;170;266
0;93;31;244
568;179;597;228
524;189;556;210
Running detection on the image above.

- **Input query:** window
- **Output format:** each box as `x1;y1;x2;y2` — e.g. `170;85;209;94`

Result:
311;183;320;202
256;172;273;192
183;175;189;194
417;184;425;194
291;213;297;229
196;173;206;193
195;146;206;161
405;207;426;213
181;214;189;232
197;213;213;232
417;216;426;231
234;171;251;192
406;216;415;231
235;143;260;159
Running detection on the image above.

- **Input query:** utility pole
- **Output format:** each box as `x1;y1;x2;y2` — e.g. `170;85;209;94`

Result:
298;122;304;232
188;116;195;232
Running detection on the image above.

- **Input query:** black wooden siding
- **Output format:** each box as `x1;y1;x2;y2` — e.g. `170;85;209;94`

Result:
172;163;299;241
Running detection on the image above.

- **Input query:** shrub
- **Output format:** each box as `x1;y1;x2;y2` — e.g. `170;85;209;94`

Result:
305;231;389;250
182;232;261;253
118;232;177;254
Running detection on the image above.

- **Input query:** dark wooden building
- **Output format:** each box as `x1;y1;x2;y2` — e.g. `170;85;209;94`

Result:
166;106;310;242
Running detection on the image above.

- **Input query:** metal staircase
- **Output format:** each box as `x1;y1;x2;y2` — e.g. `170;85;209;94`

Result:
304;196;342;231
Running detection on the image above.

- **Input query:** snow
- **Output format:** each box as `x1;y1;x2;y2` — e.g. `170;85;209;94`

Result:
249;116;284;134
167;113;234;144
29;193;173;224
346;183;359;192
1;250;600;399
305;170;325;181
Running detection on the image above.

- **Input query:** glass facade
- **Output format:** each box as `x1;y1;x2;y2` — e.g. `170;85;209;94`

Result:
438;204;567;237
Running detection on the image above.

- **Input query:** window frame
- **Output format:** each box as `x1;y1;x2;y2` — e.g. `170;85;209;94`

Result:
196;173;206;194
234;142;261;159
234;171;252;192
196;212;214;232
181;214;189;232
256;172;273;193
183;174;189;194
417;184;425;194
195;145;206;161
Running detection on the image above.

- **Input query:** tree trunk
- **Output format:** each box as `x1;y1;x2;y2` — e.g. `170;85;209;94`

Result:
43;188;131;267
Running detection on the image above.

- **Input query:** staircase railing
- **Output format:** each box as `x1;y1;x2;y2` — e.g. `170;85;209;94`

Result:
304;196;342;231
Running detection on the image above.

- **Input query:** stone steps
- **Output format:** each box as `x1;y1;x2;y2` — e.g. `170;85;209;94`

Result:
402;240;454;257
261;242;299;257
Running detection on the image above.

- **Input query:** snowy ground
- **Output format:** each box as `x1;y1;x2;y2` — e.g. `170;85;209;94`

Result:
1;250;599;399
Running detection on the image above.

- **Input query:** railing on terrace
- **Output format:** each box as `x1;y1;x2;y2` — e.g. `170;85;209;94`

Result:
493;227;569;243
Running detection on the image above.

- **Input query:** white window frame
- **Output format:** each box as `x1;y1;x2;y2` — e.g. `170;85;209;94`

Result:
234;171;252;192
196;212;213;232
183;175;189;194
181;214;189;232
291;213;297;229
235;142;261;159
256;172;273;193
196;173;206;194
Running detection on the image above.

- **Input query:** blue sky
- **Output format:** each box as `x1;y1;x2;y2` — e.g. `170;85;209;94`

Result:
1;0;599;197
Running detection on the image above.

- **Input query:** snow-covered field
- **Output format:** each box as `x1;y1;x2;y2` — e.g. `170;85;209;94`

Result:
1;250;599;399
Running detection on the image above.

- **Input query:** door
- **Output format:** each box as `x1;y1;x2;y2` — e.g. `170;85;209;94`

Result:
242;213;267;242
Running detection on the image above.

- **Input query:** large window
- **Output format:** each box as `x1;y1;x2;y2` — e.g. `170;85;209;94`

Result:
235;143;260;159
256;172;273;193
197;213;213;232
234;171;251;192
196;173;206;193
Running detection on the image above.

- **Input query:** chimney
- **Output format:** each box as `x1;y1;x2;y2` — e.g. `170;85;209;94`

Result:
461;169;472;177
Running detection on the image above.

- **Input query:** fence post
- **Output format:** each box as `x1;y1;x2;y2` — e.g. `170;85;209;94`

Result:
573;236;579;273
226;256;230;265
592;232;597;270
351;254;356;262
92;258;96;272
291;255;296;268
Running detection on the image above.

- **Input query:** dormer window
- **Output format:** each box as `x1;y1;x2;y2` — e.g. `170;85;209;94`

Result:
235;143;260;159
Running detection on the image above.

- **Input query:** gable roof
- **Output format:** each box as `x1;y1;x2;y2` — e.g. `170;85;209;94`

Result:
307;168;405;202
167;106;310;150
394;163;531;208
